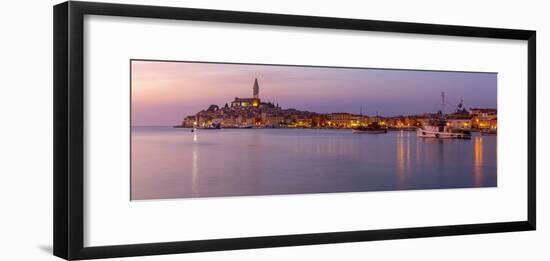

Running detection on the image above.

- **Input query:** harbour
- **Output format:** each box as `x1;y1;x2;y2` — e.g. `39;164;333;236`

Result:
131;127;497;200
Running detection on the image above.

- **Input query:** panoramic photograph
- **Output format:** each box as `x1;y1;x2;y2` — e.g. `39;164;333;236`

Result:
130;60;497;200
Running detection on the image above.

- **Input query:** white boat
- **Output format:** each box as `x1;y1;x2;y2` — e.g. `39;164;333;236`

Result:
416;92;471;140
417;123;471;139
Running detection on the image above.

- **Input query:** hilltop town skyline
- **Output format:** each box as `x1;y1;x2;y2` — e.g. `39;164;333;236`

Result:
131;61;497;126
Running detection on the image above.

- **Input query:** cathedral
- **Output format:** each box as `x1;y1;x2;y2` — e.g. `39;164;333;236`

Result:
231;78;261;108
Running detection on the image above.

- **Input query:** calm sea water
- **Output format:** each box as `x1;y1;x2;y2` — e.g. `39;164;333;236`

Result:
131;127;497;200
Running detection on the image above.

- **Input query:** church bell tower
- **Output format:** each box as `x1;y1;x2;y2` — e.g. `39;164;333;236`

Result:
253;78;259;99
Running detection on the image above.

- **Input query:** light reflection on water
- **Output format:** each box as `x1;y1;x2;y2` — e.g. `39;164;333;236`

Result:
474;135;483;187
396;131;412;189
131;127;497;200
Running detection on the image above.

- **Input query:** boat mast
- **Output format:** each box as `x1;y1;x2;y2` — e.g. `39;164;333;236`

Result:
441;91;446;115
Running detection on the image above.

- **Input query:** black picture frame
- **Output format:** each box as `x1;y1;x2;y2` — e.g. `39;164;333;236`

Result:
53;1;536;260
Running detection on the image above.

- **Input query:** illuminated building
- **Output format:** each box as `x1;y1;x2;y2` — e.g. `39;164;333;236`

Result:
231;78;261;108
447;111;472;130
330;113;352;127
469;108;497;129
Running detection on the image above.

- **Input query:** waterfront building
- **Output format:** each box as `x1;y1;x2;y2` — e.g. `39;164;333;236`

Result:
194;114;212;127
330;113;352;128
403;116;420;127
416;117;431;127
294;118;313;128
311;115;328;128
470;108;497;129
447;111;472;129
263;114;285;127
385;117;400;127
470;108;497;118
221;117;238;127
349;115;363;127
447;118;471;129
358;115;370;126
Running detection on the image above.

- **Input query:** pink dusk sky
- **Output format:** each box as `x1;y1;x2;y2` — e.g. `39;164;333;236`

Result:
131;60;497;126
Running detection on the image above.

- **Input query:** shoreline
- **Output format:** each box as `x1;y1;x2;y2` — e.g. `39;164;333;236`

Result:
172;125;419;131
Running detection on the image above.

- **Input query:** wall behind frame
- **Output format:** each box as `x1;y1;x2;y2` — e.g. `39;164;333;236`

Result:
0;0;547;260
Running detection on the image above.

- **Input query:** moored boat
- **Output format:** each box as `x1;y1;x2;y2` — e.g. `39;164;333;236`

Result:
417;119;471;139
416;92;471;140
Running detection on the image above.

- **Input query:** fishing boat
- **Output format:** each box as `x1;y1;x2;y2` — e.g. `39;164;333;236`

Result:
352;122;388;134
416;119;471;139
416;92;471;139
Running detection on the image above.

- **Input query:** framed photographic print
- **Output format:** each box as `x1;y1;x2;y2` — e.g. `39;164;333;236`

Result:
54;1;536;260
